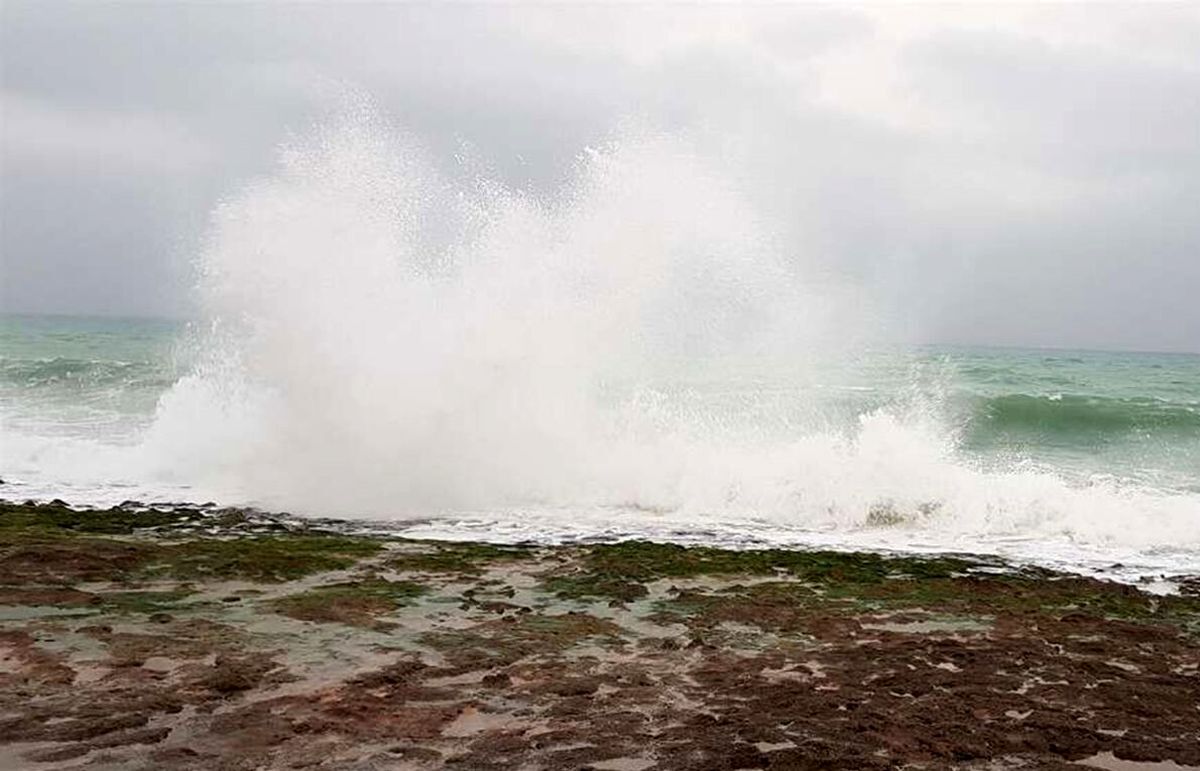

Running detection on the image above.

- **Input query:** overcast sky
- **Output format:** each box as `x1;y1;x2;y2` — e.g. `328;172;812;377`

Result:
2;3;1198;352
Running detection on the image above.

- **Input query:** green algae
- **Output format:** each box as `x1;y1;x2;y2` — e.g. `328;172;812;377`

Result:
824;572;1200;625
542;573;650;603
420;611;625;668
0;530;383;585
387;542;535;577
539;541;1200;633
651;572;1200;636
3;502;1194;636
98;589;196;615
271;579;428;628
0;533;155;583
0;502;385;584
648;582;823;634
591;541;977;582
143;535;383;582
0;502;192;535
541;541;979;603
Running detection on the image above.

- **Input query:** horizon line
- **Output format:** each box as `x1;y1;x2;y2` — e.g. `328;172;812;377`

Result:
2;310;1196;357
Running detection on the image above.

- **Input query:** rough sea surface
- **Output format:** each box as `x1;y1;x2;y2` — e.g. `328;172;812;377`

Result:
3;115;1198;584
3;312;1198;583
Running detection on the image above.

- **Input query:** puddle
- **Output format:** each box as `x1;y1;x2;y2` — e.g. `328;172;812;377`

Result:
142;655;178;673
861;617;991;634
589;758;656;771
0;606;95;621
441;705;525;737
761;659;826;683
1079;753;1200;771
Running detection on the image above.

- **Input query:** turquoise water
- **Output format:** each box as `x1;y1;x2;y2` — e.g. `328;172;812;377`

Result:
4;314;1198;489
0;314;180;438
1;313;1198;576
937;346;1200;493
6;119;1197;579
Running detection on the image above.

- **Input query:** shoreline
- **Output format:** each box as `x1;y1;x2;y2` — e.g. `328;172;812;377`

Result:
3;493;1194;591
1;499;1197;769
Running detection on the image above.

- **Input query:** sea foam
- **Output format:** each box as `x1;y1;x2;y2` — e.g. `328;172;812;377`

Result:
11;108;1198;575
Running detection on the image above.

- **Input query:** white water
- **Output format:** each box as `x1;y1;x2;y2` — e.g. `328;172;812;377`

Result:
3;110;1198;579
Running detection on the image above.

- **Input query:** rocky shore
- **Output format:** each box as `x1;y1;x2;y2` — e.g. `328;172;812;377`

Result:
0;500;1197;770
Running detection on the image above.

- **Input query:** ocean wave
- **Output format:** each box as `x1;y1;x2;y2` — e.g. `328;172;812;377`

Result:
967;392;1200;441
0;356;174;391
3;113;1198;576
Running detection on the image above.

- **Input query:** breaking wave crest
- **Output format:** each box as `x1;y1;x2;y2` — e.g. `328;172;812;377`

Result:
113;109;1200;561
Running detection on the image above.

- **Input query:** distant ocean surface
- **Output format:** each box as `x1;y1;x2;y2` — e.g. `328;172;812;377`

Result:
3;312;1198;581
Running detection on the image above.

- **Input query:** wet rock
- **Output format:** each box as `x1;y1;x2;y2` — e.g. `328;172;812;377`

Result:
151;746;203;762
204;654;272;695
24;744;92;763
482;672;512;689
548;676;601;696
0;502;1197;770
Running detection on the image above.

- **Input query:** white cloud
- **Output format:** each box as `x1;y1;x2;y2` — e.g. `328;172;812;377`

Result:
1;2;1197;349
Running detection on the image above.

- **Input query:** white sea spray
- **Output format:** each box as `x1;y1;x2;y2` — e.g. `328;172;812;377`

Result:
2;110;1198;578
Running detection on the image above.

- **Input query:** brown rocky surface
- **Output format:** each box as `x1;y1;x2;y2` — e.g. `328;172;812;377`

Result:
0;501;1197;770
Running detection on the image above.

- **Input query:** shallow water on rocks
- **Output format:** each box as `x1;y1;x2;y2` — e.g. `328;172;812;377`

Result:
1081;752;1200;771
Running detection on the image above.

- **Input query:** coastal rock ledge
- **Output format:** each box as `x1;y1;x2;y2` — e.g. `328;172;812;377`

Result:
0;501;1197;770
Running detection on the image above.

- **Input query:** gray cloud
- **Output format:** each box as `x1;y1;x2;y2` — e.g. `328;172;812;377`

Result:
2;2;1197;351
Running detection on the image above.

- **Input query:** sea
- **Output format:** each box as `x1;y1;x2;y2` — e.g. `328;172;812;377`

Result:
3;312;1197;584
2;118;1198;583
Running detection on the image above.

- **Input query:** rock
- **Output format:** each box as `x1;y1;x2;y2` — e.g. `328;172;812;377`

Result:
204;655;265;694
482;672;511;689
549;677;600;696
